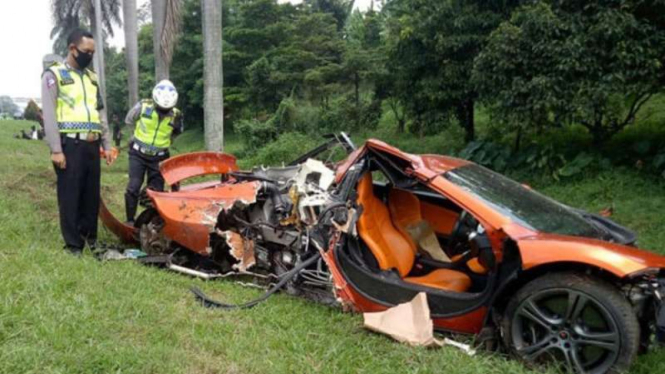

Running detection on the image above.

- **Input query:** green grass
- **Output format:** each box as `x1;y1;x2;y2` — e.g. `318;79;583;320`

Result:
1;119;665;373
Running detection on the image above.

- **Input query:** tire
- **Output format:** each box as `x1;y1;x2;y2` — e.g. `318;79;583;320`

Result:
502;272;639;374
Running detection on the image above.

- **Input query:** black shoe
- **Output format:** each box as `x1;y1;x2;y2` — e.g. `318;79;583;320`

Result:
64;246;83;257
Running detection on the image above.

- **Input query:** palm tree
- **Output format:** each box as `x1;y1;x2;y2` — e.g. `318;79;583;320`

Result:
123;0;139;106
50;0;121;55
201;0;224;152
151;0;182;80
92;0;108;113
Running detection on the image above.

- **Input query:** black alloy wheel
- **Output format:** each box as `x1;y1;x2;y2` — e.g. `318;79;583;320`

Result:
503;273;640;374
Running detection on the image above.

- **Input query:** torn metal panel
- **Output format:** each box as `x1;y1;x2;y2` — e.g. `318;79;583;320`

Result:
220;230;256;272
147;181;260;255
99;198;137;244
159;152;239;186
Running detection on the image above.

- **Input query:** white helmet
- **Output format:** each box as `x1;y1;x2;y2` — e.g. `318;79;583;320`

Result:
152;80;178;109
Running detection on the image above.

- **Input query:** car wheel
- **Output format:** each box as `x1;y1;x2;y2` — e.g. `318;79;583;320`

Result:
502;272;639;374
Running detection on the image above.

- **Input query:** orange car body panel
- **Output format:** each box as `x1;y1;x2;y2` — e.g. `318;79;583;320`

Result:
160;152;239;186
147;181;261;255
432;307;488;334
508;228;665;277
99;198;137;244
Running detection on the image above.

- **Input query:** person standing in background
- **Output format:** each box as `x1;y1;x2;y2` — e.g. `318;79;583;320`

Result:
112;113;122;147
124;80;183;225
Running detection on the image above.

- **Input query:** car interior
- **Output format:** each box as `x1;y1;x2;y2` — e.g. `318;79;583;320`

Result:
345;152;497;295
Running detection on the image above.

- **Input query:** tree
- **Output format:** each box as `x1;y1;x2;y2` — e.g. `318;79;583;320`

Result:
0;96;19;115
92;0;108;117
383;0;517;142
123;0;140;107
474;2;665;145
50;0;121;55
202;0;224;151
304;0;355;30
151;0;183;80
23;100;42;123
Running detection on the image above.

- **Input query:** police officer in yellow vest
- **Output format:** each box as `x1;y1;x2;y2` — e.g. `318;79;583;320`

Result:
124;80;183;224
42;29;116;255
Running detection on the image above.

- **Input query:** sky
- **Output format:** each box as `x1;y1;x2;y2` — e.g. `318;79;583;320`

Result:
0;0;375;99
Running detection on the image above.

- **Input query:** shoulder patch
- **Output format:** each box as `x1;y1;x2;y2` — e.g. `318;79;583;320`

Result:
59;69;75;86
46;76;56;88
142;105;154;118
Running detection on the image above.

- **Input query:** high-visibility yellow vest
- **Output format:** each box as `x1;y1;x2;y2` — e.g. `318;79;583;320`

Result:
47;63;101;133
133;101;180;150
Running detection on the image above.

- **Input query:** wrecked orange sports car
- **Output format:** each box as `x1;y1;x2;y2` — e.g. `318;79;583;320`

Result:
102;133;665;373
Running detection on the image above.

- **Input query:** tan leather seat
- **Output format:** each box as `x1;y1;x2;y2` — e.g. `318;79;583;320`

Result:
356;174;471;293
389;189;488;275
388;189;450;262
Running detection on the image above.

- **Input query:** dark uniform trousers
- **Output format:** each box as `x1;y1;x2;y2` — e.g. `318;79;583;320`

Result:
124;145;169;221
55;137;101;250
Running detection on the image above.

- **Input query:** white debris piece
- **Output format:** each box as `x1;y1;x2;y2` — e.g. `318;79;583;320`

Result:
294;158;335;193
363;292;476;355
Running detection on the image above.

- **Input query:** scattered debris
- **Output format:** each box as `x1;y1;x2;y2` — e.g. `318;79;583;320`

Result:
363;293;476;355
97;248;147;261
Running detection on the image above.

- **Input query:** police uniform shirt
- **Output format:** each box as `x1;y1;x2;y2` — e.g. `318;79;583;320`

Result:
42;64;112;153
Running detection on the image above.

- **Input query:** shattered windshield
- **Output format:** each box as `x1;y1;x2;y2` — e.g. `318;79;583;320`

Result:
444;164;606;239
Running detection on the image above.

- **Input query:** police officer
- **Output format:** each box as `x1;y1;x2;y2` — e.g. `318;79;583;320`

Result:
124;80;183;224
41;29;116;255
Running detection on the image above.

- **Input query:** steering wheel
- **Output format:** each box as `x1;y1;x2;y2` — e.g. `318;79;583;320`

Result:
449;211;476;255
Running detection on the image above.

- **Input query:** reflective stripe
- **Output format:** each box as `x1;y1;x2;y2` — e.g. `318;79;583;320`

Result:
58;122;102;133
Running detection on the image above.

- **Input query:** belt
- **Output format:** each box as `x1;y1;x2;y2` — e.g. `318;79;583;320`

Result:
63;132;100;142
133;142;166;157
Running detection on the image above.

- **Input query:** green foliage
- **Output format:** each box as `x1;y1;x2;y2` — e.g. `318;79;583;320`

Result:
383;0;517;141
247;131;319;166
22;100;41;122
235;118;278;153
475;1;665;145
459;140;605;180
104;47;128;123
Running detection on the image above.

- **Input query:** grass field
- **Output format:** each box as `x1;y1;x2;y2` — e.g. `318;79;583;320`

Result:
1;119;665;374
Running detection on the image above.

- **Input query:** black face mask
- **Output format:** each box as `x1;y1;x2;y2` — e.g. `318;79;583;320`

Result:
74;48;93;69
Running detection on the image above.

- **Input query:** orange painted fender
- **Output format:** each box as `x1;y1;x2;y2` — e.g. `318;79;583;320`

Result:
516;234;665;278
